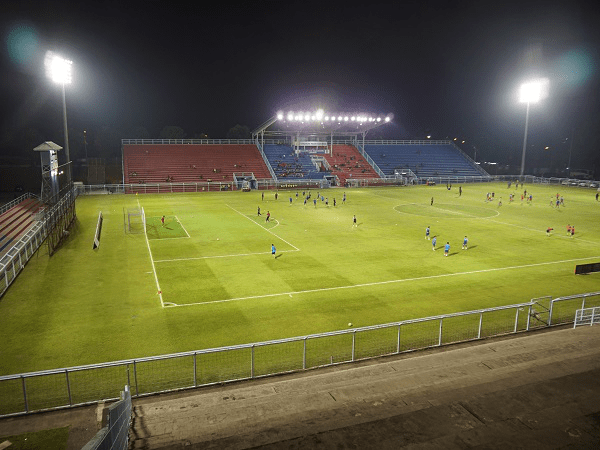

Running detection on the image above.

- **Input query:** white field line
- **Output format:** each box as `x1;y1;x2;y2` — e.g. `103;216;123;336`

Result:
484;218;600;245
165;255;600;308
175;215;190;237
393;203;500;219
154;248;299;263
137;200;164;307
226;204;299;251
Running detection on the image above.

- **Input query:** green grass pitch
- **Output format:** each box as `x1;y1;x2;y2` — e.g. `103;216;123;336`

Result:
0;183;599;375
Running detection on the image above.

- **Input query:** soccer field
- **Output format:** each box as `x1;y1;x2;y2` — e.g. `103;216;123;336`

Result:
1;183;599;375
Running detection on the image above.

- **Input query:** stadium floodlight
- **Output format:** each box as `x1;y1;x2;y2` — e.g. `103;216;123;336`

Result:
315;109;324;120
44;51;72;188
277;112;284;120
519;78;549;176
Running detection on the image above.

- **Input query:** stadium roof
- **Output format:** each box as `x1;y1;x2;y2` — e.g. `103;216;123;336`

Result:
253;109;393;137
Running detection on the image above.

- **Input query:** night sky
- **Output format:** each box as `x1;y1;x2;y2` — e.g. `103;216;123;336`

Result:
1;1;599;167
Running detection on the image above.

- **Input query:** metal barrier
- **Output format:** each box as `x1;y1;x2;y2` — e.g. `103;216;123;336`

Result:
81;386;132;450
574;307;600;327
2;293;598;418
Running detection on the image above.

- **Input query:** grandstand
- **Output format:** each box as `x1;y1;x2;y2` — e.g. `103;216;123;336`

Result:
324;144;380;185
0;196;43;258
263;144;327;180
365;141;486;179
122;143;272;186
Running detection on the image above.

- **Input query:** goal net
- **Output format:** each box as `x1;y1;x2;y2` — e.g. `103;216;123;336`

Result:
124;207;146;234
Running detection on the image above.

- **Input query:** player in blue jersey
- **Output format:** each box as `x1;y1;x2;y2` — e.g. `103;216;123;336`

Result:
462;236;468;250
444;242;450;256
271;244;276;258
432;236;437;251
425;226;430;240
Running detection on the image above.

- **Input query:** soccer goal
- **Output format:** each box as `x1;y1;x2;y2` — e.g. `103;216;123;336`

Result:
124;207;146;234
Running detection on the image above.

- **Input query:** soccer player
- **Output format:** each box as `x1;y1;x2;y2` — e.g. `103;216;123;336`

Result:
261;192;264;201
275;192;278;200
271;244;276;258
353;215;357;227
333;198;336;207
546;227;553;236
266;211;270;222
567;224;571;235
571;225;575;237
313;198;317;207
425;226;430;240
444;242;450;257
462;236;468;250
161;216;165;226
257;206;261;216
343;192;346;204
289;196;292;204
432;236;437;251
431;197;434;206
304;197;307;206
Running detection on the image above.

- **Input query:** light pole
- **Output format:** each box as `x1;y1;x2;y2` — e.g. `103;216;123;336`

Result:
518;79;547;177
45;52;73;188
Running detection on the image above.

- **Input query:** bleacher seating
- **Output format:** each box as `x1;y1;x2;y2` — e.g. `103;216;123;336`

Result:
263;145;326;180
123;144;272;185
365;143;485;178
324;145;380;185
0;198;43;258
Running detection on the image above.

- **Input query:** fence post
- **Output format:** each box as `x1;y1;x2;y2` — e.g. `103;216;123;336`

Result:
548;299;554;326
303;338;307;370
251;345;255;378
21;376;29;413
478;312;483;338
526;305;532;331
514;308;519;333
65;369;72;405
397;325;401;353
352;331;356;361
438;319;443;346
193;353;197;387
133;361;139;397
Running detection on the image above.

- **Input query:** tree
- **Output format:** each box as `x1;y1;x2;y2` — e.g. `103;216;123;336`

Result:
226;124;251;140
159;126;185;140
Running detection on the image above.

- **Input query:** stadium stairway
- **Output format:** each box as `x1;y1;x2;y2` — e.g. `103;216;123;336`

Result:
325;144;380;185
0;198;43;258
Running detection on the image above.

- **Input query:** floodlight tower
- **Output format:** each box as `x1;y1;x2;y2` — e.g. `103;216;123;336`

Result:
518;79;547;177
45;52;73;188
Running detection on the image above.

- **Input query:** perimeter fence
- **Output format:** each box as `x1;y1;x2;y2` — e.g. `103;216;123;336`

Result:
0;292;598;418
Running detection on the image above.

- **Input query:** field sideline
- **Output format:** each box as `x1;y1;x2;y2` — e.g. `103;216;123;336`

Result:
1;183;599;375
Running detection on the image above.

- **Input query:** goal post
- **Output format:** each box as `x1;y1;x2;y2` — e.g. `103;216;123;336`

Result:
124;207;146;234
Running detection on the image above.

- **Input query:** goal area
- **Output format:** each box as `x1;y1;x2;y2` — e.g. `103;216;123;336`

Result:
124;207;145;234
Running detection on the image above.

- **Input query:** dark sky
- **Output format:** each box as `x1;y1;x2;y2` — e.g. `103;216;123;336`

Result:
1;0;599;164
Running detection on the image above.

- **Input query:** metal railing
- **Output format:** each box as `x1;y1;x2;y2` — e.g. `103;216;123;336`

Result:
574;307;600;327
1;292;598;418
0;193;38;217
81;386;132;450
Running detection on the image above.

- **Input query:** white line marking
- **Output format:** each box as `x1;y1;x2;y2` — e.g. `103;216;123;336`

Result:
138;199;164;307
175;215;190;237
155;249;299;263
226;204;299;251
167;255;600;308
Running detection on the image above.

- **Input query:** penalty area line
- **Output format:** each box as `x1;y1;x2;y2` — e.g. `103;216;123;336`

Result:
226;204;300;251
137;199;164;307
168;255;600;308
155;249;299;263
